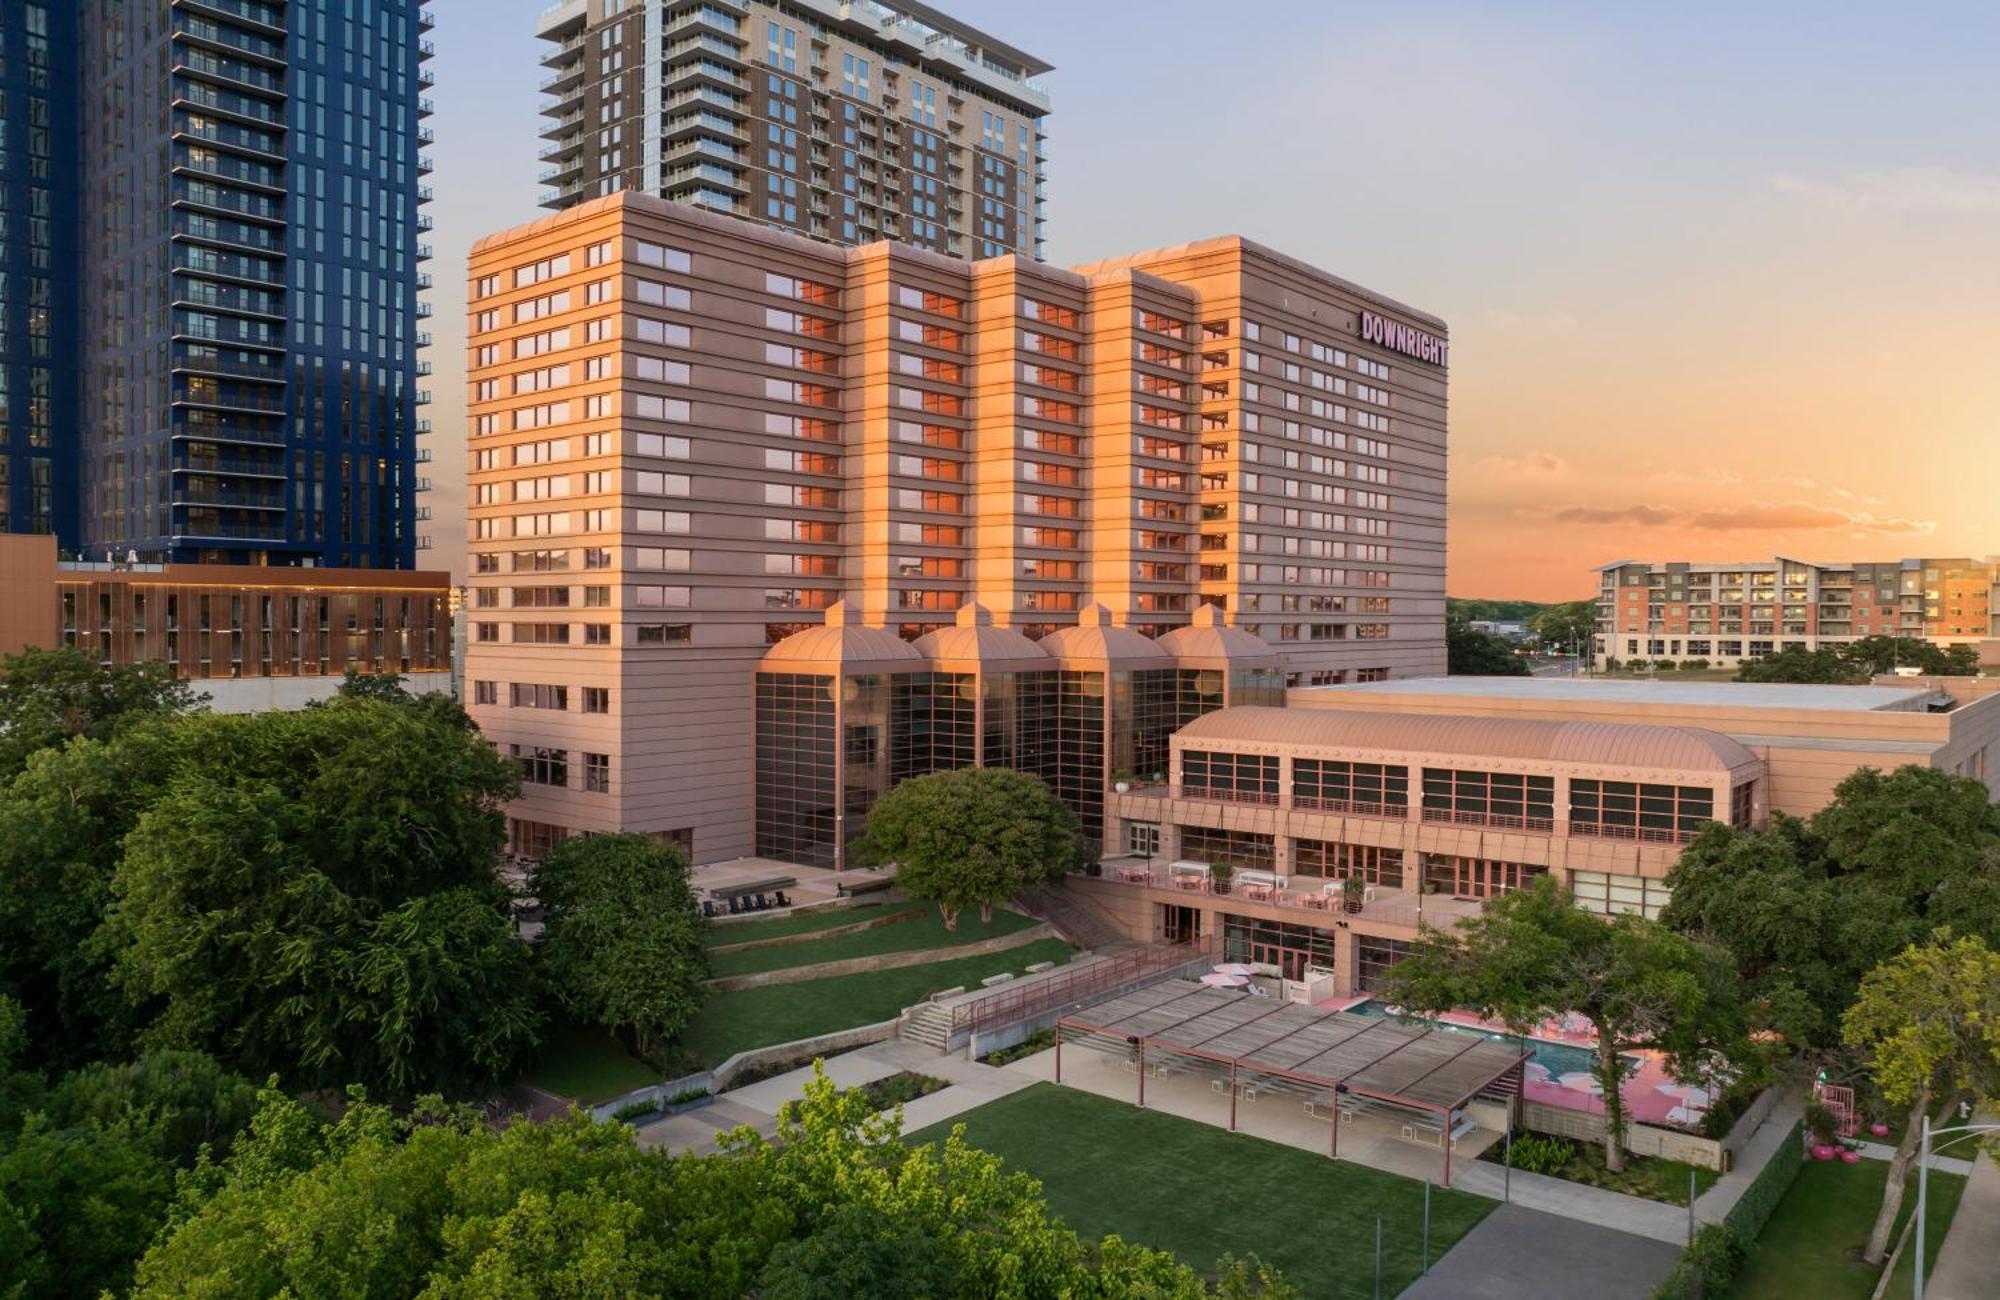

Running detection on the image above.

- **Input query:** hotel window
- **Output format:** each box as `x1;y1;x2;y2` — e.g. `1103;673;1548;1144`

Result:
1292;760;1407;815
510;745;569;788
472;680;497;705
1180;751;1278;803
1292;839;1404;889
582;687;610;713
1421;769;1554;831
583;753;611;794
510;683;569;710
1569;780;1715;844
638;624;693;644
1570;870;1672;920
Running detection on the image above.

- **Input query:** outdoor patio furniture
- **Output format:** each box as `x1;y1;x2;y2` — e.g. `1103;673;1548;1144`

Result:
774;890;791;907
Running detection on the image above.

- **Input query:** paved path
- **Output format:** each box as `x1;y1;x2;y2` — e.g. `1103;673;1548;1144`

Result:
1402;1204;1679;1300
1920;1116;1998;1300
1451;1156;1688;1245
1851;1137;1973;1175
1690;1096;1803;1225
632;1036;1036;1154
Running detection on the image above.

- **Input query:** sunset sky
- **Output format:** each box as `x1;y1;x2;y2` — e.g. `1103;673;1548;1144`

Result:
428;0;2000;602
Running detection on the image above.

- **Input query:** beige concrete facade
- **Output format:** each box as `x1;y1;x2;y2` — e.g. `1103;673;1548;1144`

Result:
464;193;1447;861
1594;555;2000;667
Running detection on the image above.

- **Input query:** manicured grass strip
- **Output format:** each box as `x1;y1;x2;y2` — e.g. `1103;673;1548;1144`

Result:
679;938;1076;1067
707;901;1040;976
908;1083;1494;1298
521;1020;660;1104
1728;1156;1967;1300
703;902;898;947
1476;1136;1719;1204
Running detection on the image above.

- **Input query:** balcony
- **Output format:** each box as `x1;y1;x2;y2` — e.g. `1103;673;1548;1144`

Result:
1177;785;1279;807
173;452;286;479
176;484;287;510
173;349;286;384
1088;861;1482;934
1421;807;1556;834
1569;821;1701;847
1290;795;1407;821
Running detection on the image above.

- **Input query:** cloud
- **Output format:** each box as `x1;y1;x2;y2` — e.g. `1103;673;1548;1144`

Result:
1550;504;1681;526
1472;450;1571;479
1770;167;2000;214
1545;500;1937;535
1651;466;1743;487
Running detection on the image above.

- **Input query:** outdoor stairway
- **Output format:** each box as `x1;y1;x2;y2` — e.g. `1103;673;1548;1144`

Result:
900;1001;956;1051
1015;880;1131;953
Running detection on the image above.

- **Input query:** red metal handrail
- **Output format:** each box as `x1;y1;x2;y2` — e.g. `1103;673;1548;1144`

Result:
1292;795;1406;819
1178;785;1280;806
1569;821;1696;846
1419;807;1555;834
947;939;1216;1033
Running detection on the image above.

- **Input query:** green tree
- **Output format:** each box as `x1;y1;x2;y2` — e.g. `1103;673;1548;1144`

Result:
0;645;204;782
1842;933;2000;1264
1445;617;1530;676
0;1115;173;1300
1733;646;1862;684
532;834;709;1058
1529;599;1598;654
1383;878;1745;1171
1836;636;1979;678
46;1050;259;1169
856;768;1085;930
0;720;188;1069
94;700;541;1095
1664;766;2000;1051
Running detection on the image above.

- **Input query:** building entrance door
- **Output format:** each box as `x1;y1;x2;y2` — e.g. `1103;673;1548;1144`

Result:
1252;942;1310;980
1159;903;1201;945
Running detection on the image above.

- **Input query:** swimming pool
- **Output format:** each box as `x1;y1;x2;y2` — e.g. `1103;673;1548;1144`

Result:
1344;999;1617;1078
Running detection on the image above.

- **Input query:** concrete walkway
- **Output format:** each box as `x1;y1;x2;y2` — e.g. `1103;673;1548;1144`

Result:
1402;1204;1680;1300
1919;1119;1999;1300
1851;1137;1973;1175
632;1036;1037;1154
1690;1095;1803;1225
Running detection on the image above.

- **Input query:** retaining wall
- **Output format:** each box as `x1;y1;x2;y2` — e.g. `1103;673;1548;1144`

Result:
707;906;925;955
585;1018;903;1122
1522;1099;1732;1171
702;922;1056;992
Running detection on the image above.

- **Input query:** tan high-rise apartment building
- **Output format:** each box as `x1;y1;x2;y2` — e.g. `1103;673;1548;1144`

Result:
1594;555;2000;668
465;193;1446;862
536;0;1048;260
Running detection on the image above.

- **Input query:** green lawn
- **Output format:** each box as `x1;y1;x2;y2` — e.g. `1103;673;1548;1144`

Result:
1728;1156;1967;1300
907;1083;1495;1298
707;901;1040;976
678;937;1076;1067
705;902;906;948
521;1020;662;1104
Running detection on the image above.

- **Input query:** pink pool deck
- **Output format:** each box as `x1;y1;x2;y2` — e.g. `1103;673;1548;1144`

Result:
1321;997;1706;1129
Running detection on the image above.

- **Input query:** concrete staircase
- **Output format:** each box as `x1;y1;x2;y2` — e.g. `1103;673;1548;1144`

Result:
899;1001;956;1051
1016;880;1130;952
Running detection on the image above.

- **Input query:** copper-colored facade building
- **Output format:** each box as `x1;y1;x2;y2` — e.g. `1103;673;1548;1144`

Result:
0;534;451;709
465;193;1447;862
1594;555;2000;667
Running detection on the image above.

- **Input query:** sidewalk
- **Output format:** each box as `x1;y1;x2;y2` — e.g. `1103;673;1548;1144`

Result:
1691;1095;1803;1225
1920;1118;1998;1300
632;1036;1037;1155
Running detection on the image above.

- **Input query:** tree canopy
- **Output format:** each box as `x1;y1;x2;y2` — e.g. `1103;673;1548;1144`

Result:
1733;637;1979;685
130;1067;1295;1298
532;833;709;1057
0;645;204;784
0;695;542;1094
857;767;1087;929
1529;600;1598;653
1382;877;1746;1171
1842;932;2000;1263
1445;617;1531;676
1662;765;2000;1049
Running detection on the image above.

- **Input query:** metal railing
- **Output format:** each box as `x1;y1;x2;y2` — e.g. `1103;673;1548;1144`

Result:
1569;822;1699;846
1178;785;1280;806
1292;795;1407;820
948;940;1216;1035
1420;807;1555;834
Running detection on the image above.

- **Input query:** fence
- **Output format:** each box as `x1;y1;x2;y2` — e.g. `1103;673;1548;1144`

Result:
947;940;1217;1035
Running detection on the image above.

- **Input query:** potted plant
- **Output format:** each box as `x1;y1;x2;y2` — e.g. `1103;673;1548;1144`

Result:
1209;861;1233;896
1341;875;1366;914
1806;1100;1840;1160
1111;768;1134;795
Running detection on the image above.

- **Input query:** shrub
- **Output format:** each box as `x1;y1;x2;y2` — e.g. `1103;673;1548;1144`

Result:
665;1087;710;1107
1506;1133;1575;1175
1722;1119;1804;1239
611;1099;659;1123
1682;658;1710;672
1652;1223;1747;1299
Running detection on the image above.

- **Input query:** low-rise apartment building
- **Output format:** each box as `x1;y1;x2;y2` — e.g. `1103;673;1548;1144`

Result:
1080;674;2000;995
1593;555;2000;667
465;193;1447;862
0;534;452;710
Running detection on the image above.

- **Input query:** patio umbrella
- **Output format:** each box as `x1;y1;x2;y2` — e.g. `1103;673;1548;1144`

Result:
1212;963;1255;977
1200;973;1249;988
1557;1071;1604;1093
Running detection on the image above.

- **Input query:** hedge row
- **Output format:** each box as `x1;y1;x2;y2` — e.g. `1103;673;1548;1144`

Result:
1653;1119;1805;1300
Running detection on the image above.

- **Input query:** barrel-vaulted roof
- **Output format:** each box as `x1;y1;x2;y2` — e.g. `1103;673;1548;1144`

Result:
1176;706;1761;778
1153;605;1282;670
759;600;926;673
911;602;1051;673
1038;603;1172;669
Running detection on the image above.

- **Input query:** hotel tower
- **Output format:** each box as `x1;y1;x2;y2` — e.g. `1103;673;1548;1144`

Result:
465;194;1447;864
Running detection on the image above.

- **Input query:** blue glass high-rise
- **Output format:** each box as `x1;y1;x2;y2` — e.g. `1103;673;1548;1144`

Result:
7;0;433;567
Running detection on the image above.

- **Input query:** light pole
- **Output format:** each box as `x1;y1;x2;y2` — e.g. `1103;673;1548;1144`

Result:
1915;1114;2000;1299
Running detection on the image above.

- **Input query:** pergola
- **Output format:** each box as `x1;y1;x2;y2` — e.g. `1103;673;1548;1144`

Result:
1056;981;1531;1185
